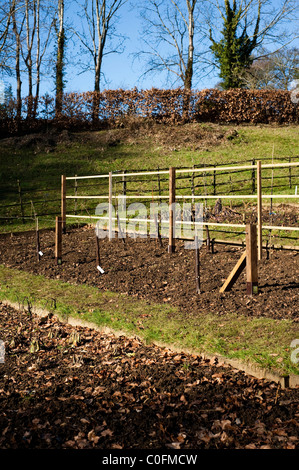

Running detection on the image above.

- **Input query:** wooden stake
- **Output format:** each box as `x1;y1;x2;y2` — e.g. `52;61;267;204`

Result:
117;211;125;244
61;175;66;234
122;170;127;197
246;223;258;295
36;217;40;261
95;232;100;266
17;179;25;224
168;167;176;253
154;211;163;247
195;235;200;294
55;216;62;265
257;161;262;260
213;169;216;196
109;171;113;241
205;225;211;251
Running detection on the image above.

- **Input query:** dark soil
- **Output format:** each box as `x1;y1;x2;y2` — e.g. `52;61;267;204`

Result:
0;226;298;321
0;302;298;450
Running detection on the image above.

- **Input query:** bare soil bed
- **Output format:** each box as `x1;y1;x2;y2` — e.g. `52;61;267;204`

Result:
0;226;298;321
0;302;298;450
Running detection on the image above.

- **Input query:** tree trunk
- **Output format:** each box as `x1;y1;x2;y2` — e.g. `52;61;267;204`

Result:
12;2;22;121
55;0;65;118
182;0;195;120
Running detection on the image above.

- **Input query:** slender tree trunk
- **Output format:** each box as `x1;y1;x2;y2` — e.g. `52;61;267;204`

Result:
12;1;22;121
33;0;40;119
184;0;195;90
182;0;195;120
55;0;65;118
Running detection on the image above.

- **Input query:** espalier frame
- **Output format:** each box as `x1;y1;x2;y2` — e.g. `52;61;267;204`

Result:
58;160;299;258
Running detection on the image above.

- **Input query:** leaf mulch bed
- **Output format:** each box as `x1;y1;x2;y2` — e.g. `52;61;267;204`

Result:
0;226;298;321
0;302;298;449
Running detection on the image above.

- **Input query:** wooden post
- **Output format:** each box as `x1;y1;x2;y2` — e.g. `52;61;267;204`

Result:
289;157;292;188
17;179;25;224
95;232;100;266
168;167;176;253
122;170;126;197
205;225;211;251
154;211;163;247
61;175;66;234
257;161;262;260
195;235;200;294
117;211;125;244
213;169;216;196
55;216;62;265
74;175;78;215
191;166;195;204
246;223;258;295
252;159;255;194
109;171;113;241
157;166;162;205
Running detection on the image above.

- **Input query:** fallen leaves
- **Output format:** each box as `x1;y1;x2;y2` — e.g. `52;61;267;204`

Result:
0;302;298;449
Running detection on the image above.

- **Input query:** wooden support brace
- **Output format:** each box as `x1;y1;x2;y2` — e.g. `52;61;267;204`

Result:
219;223;258;295
219;251;246;293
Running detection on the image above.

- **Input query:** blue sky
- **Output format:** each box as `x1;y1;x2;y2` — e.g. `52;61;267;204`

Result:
4;0;299;97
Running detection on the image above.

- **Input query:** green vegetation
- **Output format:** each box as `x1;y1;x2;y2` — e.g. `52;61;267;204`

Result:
0;264;298;376
0;122;298;235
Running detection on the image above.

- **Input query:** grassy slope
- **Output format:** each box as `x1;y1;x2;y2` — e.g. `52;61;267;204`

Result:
0;123;298;232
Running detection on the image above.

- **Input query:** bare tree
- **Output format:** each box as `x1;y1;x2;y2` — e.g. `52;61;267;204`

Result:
241;47;299;89
136;0;206;90
33;0;54;117
74;0;128;120
0;2;15;75
55;0;65;117
207;0;299;88
11;0;24;120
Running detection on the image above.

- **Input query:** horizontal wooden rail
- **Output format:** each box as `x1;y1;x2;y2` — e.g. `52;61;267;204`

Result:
65;161;299;181
66;194;299;200
65;214;297;232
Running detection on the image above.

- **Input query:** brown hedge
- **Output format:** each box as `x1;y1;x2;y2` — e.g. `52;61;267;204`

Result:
1;88;298;136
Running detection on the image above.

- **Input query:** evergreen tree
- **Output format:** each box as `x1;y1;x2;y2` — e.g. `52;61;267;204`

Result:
209;0;260;89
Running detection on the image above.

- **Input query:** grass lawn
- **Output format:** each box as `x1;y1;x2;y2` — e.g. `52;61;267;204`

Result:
0;264;298;377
